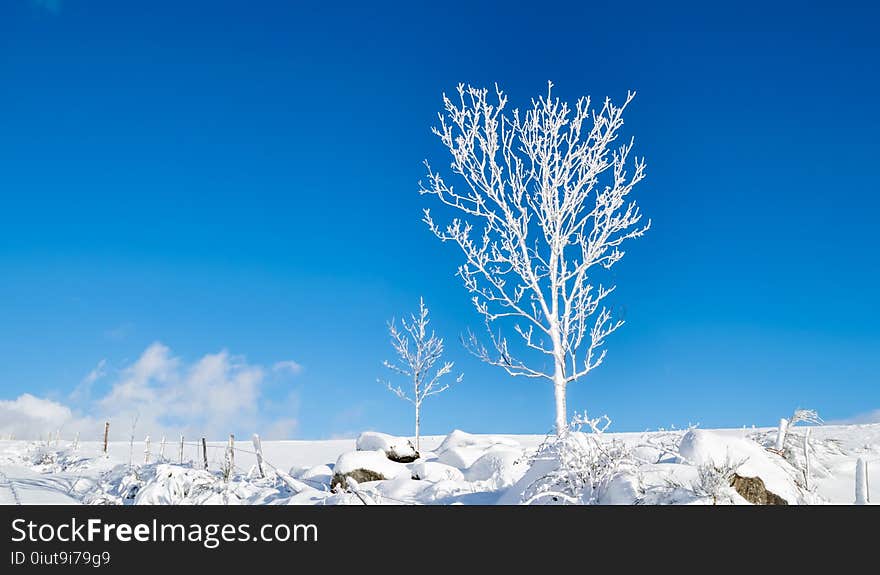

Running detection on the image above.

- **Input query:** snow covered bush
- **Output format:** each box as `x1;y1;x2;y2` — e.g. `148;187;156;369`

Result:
501;413;635;505
134;464;220;505
689;456;746;505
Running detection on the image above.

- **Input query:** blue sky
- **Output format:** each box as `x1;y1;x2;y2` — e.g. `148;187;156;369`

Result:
1;0;878;440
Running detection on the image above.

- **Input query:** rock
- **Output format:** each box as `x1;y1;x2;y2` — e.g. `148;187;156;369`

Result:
330;449;410;490
730;474;788;505
678;429;802;504
331;469;386;490
356;431;420;463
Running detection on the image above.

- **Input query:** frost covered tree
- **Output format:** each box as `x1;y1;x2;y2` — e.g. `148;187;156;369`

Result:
379;298;462;451
421;82;649;434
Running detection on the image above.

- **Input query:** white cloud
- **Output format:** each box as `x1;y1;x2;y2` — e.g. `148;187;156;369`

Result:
69;358;108;402
1;343;300;441
272;360;304;376
0;394;96;440
830;409;880;425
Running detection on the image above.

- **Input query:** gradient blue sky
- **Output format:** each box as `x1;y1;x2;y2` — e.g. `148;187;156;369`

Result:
1;0;878;439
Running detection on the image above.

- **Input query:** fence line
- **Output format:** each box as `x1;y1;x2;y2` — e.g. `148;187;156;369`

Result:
11;425;424;505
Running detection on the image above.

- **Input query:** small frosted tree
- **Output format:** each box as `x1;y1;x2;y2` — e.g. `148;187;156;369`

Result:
421;82;649;434
379;297;462;451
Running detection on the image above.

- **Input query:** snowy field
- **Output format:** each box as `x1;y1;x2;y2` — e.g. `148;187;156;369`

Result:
0;424;877;505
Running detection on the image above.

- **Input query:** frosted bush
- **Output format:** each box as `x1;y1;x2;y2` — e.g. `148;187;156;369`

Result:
517;413;635;505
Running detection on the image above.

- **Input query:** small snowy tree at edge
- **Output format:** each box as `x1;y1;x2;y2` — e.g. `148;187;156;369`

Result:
379;297;462;452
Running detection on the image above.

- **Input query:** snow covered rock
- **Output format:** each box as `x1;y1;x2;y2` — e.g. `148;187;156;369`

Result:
411;460;465;482
463;446;524;487
292;464;333;486
331;449;410;489
356;431;419;463
598;472;642;505
678;429;802;504
435;430;520;469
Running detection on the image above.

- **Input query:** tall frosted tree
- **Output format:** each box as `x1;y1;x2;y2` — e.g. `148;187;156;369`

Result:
380;297;462;451
421;83;649;434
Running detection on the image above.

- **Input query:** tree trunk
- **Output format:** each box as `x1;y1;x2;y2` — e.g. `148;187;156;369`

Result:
415;403;421;453
553;370;567;434
551;324;567;434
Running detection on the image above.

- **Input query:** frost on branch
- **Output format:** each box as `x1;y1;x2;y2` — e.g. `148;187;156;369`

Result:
420;82;649;433
379;297;462;452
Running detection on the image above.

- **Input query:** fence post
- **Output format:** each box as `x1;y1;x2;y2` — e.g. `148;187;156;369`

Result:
73;432;80;452
225;434;235;481
159;436;166;461
252;433;264;478
179;435;185;464
775;418;788;451
201;437;208;470
803;427;811;490
144;435;151;464
103;421;110;455
855;457;869;504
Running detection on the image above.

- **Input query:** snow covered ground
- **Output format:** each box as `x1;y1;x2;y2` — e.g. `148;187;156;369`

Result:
0;424;877;505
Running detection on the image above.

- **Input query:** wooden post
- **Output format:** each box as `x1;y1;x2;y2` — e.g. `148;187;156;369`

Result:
73;432;80;452
179;435;185;464
159;436;166;461
144;435;151;464
803;428;811;490
103;421;110;454
856;457;869;504
775;418;788;451
225;434;235;481
252;433;264;478
201;437;208;470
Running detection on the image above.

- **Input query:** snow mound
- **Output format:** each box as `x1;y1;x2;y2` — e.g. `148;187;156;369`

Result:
435;430;521;469
294;464;333;486
411;460;465;482
464;446;524;487
356;431;418;462
598;472;642;504
678;429;804;504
